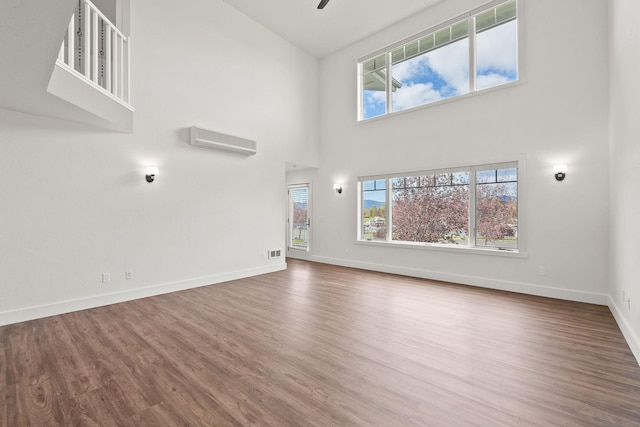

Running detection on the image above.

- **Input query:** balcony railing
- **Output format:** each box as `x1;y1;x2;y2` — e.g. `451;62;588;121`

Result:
57;0;131;106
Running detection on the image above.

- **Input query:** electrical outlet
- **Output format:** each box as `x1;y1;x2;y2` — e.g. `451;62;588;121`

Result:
102;273;110;283
627;297;631;310
538;266;546;276
125;270;133;280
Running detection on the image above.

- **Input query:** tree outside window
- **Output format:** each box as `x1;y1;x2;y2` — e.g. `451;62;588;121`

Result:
359;163;518;250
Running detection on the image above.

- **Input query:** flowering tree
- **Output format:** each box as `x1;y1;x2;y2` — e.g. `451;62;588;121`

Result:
392;176;468;243
293;203;307;226
291;189;308;242
476;182;517;245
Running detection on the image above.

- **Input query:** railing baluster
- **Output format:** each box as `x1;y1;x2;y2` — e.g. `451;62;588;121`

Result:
67;13;75;69
126;38;131;103
105;27;112;93
83;1;90;78
112;31;119;97
57;0;131;107
118;36;124;99
91;11;98;83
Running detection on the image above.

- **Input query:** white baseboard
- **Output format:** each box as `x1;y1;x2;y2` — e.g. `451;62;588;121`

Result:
0;263;287;327
608;296;640;366
310;255;609;305
286;249;313;261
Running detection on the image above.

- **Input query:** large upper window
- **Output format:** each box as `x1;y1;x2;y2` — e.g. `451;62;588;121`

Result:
359;162;519;251
359;0;518;120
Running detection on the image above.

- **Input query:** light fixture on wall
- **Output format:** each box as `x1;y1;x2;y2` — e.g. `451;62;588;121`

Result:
334;183;343;194
553;164;567;181
146;166;158;183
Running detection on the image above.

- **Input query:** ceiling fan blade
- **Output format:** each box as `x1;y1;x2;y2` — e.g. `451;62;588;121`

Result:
317;0;330;9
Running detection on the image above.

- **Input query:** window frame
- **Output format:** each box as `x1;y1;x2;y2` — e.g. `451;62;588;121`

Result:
357;160;525;257
357;0;521;121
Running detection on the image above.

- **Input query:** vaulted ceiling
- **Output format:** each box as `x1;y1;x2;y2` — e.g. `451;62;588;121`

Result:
221;0;445;58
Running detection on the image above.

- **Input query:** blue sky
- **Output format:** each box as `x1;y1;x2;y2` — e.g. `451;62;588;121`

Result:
477;167;517;183
363;179;386;203
364;190;386;203
363;20;518;119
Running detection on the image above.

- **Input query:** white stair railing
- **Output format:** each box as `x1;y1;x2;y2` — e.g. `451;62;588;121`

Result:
57;0;131;106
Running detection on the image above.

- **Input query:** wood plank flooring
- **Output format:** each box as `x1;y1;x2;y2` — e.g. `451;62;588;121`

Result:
1;259;639;426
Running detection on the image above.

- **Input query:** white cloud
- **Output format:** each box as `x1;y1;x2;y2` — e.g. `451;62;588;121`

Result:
393;55;428;83
365;91;385;105
476;20;518;73
392;82;442;111
364;90;386;116
374;21;517;113
423;38;470;95
391;39;469;110
477;73;511;90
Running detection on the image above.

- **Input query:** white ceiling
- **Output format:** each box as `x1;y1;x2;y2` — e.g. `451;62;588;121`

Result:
221;0;444;58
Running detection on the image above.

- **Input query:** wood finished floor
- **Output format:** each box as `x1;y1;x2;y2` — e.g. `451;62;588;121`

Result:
1;259;640;426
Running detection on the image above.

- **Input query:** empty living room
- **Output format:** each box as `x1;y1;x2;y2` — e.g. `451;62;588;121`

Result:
1;0;639;425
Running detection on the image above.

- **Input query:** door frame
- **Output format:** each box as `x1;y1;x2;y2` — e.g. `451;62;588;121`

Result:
287;183;311;253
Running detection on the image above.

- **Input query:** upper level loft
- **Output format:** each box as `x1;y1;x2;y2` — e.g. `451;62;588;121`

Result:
57;0;131;107
0;0;133;132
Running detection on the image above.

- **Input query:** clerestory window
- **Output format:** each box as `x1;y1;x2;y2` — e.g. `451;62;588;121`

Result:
359;0;518;120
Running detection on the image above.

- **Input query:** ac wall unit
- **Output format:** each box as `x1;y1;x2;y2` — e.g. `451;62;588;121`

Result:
189;126;257;156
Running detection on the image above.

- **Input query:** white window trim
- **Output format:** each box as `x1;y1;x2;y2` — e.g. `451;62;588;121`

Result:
288;183;311;253
357;0;524;122
357;159;526;257
354;239;528;258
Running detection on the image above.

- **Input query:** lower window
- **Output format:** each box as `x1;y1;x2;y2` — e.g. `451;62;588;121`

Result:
359;162;518;250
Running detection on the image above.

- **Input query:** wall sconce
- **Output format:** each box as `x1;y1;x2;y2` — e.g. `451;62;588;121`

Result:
333;183;343;194
146;166;158;183
553;164;567;181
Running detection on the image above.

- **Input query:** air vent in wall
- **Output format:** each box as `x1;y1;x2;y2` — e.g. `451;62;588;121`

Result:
189;126;257;156
268;249;282;259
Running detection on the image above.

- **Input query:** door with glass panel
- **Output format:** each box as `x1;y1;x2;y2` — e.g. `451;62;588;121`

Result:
288;184;310;251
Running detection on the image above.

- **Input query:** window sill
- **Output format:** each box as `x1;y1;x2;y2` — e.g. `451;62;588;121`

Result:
354;239;528;258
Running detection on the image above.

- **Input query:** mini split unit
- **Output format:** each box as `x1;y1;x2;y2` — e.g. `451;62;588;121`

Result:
189;126;257;156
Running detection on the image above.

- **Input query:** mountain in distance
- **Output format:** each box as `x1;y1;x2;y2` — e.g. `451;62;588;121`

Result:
364;200;385;209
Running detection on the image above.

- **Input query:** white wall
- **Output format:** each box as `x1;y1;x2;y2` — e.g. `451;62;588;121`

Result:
609;0;640;360
304;0;610;303
92;0;117;25
0;0;319;324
